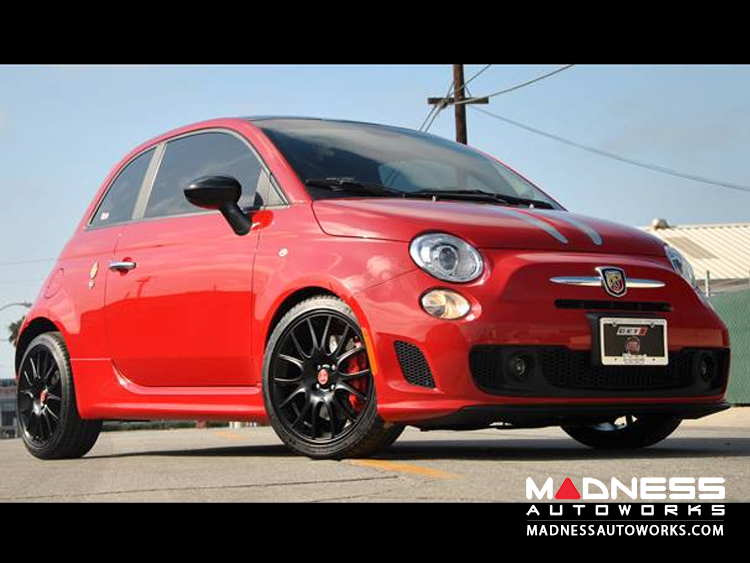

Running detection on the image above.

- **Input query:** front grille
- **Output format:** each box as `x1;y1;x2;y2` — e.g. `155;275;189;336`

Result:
470;345;729;396
539;348;691;390
395;341;435;388
555;299;672;312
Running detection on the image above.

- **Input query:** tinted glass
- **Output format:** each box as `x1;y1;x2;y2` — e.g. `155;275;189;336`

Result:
145;132;262;219
91;148;154;226
255;172;285;207
259;119;559;207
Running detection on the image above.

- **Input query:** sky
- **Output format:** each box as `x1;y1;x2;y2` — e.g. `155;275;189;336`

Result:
0;64;748;378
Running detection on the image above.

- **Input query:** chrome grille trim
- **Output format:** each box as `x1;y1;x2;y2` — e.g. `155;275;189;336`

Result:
550;276;665;289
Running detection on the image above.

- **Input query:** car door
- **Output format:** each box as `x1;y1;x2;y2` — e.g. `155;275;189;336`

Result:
103;130;273;387
68;147;160;360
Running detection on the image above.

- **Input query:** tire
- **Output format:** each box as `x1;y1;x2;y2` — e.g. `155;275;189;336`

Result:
16;332;102;460
263;295;403;459
562;415;681;450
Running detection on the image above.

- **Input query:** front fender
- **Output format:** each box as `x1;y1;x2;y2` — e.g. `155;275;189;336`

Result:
251;206;417;379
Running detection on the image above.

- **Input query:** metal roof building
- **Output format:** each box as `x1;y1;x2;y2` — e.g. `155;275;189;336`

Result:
642;219;750;294
641;219;750;402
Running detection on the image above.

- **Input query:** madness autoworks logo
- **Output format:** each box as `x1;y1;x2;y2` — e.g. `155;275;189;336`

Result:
525;477;726;537
527;476;725;500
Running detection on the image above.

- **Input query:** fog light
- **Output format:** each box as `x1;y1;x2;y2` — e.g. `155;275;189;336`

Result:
420;289;471;320
511;356;527;377
507;353;534;380
699;354;716;382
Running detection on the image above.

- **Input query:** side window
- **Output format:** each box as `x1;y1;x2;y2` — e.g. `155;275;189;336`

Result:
144;132;262;219
252;171;286;208
91;148;155;226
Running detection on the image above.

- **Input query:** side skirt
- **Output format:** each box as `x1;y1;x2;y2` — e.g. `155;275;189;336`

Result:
71;359;268;422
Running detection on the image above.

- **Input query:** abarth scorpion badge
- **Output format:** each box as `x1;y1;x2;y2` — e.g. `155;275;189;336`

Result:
597;266;627;297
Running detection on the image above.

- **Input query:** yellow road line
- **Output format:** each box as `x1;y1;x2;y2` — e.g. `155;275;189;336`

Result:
347;459;460;480
213;430;459;479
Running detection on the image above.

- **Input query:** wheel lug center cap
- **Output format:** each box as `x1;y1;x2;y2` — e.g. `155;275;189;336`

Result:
317;368;330;386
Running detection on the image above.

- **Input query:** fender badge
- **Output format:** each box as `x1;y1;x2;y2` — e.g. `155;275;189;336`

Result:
89;261;99;289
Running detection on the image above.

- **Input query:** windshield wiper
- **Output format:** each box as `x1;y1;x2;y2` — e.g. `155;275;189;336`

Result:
305;178;405;198
305;180;555;209
407;188;555;209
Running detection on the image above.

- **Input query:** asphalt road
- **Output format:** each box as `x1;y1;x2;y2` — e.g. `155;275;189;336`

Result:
1;408;749;502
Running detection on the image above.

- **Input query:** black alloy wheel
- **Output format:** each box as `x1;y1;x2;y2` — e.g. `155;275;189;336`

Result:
562;414;682;449
17;344;63;446
263;296;403;459
16;332;102;459
271;310;373;442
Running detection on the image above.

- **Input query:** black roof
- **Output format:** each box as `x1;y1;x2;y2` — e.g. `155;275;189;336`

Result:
242;116;440;139
243;115;384;126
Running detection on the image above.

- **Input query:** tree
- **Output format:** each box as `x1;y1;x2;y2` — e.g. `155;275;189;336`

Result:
7;316;24;346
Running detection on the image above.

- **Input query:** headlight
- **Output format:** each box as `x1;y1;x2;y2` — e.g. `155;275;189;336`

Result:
421;289;471;319
409;233;484;283
665;245;697;288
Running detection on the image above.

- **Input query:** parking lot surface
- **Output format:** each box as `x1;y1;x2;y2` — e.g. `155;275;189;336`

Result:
1;408;748;502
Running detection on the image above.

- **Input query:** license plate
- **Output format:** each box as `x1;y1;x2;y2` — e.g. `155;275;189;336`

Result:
599;317;668;366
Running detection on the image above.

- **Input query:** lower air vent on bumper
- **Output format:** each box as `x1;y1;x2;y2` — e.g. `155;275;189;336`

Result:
470;345;729;398
395;341;435;388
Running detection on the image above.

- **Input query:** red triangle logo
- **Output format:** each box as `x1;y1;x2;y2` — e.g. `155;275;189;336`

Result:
555;478;581;500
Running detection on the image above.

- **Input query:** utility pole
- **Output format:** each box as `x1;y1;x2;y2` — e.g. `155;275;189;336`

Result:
426;64;489;144
453;64;468;144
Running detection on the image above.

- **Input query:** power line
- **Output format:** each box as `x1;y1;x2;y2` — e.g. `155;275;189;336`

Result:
419;105;438;131
422;99;446;133
471;105;750;194
419;82;451;132
462;64;493;90
455;64;574;105
424;66;490;140
420;64;493;133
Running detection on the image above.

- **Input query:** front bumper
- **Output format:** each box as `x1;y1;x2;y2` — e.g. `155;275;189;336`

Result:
352;249;731;426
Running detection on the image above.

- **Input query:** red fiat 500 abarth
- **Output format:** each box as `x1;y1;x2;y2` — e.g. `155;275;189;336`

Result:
16;117;730;459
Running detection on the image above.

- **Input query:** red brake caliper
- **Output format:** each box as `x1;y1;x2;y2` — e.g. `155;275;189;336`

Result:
343;339;368;412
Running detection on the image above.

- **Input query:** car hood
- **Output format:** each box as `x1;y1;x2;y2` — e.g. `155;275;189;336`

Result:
312;198;666;256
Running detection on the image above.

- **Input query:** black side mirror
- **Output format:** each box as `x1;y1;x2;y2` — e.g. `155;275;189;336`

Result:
184;176;252;236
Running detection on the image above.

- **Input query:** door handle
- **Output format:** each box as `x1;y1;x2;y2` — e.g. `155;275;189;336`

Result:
109;260;137;272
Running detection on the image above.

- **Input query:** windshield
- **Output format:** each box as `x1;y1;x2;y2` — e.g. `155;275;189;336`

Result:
257;119;562;209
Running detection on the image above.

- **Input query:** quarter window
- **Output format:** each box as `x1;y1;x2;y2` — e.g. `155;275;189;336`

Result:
254;172;285;208
91;148;155;226
144;132;263;219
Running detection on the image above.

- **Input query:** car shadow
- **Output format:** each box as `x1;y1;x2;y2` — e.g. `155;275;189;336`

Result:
86;444;293;460
85;436;750;462
373;436;750;462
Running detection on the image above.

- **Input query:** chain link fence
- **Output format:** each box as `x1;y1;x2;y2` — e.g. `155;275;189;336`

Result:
709;286;750;404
